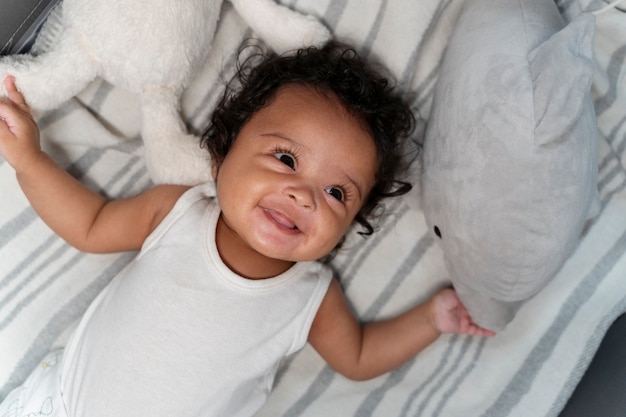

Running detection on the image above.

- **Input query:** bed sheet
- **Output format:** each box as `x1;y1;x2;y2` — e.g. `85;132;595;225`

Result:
1;1;626;416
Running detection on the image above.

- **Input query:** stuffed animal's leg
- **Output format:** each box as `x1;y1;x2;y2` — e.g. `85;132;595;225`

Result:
140;87;212;186
229;0;330;53
0;29;100;114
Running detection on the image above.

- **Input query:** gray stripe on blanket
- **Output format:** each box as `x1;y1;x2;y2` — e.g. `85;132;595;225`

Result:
595;142;626;220
0;210;37;250
0;234;61;322
37;99;84;131
598;116;626;171
358;0;388;59
0;231;49;287
416;337;487;417
323;0;348;29
607;118;626;160
395;334;460;416
401;0;453;109
594;45;626;117
356;351;423;417
88;80;115;113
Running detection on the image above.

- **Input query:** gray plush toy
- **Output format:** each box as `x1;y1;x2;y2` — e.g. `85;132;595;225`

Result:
421;0;600;331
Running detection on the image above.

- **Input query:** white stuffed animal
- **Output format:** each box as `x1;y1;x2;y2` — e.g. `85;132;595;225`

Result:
0;0;330;185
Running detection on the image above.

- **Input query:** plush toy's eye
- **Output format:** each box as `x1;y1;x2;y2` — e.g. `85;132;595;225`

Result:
434;226;442;239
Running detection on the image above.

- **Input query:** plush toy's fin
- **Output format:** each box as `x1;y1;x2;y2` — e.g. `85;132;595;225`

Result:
229;0;330;54
529;13;595;146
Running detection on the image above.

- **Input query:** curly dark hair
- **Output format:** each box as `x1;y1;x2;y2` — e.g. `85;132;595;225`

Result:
201;41;414;236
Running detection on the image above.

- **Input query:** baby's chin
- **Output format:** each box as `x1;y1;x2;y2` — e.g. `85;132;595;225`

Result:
254;242;334;264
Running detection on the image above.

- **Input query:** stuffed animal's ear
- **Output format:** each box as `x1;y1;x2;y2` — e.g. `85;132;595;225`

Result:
229;0;330;53
529;13;595;146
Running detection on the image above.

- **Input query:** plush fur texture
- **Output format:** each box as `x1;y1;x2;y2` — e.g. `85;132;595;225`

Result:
0;0;330;185
421;0;600;331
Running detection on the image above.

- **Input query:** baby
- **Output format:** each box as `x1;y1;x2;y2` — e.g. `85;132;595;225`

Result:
0;42;493;417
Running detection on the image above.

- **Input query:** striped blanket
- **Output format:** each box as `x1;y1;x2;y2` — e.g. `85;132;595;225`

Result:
1;1;625;416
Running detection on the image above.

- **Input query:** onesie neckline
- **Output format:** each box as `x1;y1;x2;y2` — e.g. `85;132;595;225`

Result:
203;197;319;291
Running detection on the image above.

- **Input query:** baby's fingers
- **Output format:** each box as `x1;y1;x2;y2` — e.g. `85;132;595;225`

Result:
0;100;17;128
457;307;496;337
0;99;25;132
465;322;496;337
3;76;29;112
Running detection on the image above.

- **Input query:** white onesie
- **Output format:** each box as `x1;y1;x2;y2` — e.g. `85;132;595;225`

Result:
57;183;333;416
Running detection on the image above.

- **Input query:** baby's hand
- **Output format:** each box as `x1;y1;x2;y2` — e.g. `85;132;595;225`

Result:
430;288;496;337
0;76;41;172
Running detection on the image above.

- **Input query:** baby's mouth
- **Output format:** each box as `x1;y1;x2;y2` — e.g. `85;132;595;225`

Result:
264;209;299;231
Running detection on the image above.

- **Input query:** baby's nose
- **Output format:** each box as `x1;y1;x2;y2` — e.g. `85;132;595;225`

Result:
285;185;316;210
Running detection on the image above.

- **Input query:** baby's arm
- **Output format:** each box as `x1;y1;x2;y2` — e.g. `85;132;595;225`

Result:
308;280;495;381
0;76;188;253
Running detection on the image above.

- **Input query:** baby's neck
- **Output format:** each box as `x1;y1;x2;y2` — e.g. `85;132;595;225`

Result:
215;215;295;280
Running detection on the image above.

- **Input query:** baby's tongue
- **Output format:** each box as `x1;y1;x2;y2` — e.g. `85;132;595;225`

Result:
268;210;296;229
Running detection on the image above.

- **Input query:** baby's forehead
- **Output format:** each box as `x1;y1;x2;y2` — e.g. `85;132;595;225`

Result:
242;84;377;174
268;83;374;140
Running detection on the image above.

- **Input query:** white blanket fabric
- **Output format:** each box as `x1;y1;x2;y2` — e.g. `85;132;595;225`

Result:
1;1;625;416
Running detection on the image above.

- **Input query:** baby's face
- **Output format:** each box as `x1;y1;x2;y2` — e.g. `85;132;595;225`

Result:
215;84;377;263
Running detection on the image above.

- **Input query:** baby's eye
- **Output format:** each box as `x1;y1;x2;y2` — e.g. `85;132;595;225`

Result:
274;152;296;170
325;187;344;202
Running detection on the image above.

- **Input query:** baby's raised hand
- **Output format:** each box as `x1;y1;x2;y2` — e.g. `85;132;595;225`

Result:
430;288;496;337
0;76;41;172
